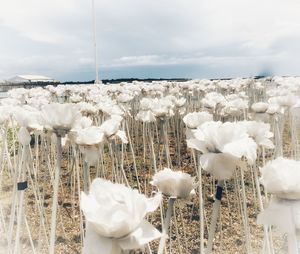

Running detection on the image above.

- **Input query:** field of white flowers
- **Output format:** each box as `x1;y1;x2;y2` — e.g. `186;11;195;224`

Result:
0;76;300;254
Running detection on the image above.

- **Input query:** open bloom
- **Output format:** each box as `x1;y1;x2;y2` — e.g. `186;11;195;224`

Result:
74;126;105;165
81;178;162;254
75;126;104;146
187;121;257;180
99;115;128;143
183;112;213;129
260;157;300;200
251;102;269;113
240;121;274;149
42;103;81;132
151;168;196;199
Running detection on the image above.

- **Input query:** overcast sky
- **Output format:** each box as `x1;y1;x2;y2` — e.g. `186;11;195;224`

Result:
1;0;300;82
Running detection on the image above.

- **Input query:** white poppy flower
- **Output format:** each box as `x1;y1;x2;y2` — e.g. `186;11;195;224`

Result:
183;112;213;129
78;102;98;115
81;178;162;254
201;92;226;109
260;157;300;200
150;98;175;118
99;115;128;143
42;103;81;131
116;93;134;103
221;98;248;117
72;116;93;130
136;110;156;123
266;103;283;115
151;168;195;199
187;121;257;180
251;102;269;113
240;121;274;149
75;126;105;146
13;107;44;131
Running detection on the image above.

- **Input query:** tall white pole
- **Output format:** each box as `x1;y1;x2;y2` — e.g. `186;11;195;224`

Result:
92;0;101;84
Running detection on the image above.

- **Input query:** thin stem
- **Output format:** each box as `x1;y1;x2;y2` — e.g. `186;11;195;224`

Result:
49;134;62;254
158;197;176;254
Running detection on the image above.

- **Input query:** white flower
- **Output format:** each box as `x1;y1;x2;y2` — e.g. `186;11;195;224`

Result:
75;126;105;146
260;157;300;200
136;110;156;123
42;103;81;131
99;115;128;143
240;121;274;149
221;98;248;117
201;92;225;109
266;103;282;115
78;102;98;115
251;102;269;113
72;116;93;130
187;121;257;180
151;168;195;199
116;93;134;103
183;112;213;129
150;98;174;118
12;107;44;131
81;178;162;254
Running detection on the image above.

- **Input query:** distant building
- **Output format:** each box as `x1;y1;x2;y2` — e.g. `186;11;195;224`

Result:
0;74;59;92
7;74;58;83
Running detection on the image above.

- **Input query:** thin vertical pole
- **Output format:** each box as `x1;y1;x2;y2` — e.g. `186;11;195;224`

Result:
92;0;100;83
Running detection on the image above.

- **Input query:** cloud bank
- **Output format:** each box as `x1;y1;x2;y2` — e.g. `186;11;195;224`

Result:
0;0;300;81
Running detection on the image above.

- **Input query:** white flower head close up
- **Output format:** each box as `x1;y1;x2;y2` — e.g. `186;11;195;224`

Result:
187;121;257;180
81;178;162;254
42;103;81;132
183;112;213;129
240;121;274;149
151;168;196;199
260;157;300;200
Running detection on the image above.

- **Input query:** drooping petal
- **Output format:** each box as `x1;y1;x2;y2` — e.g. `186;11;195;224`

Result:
200;153;240;180
221;137;257;164
145;193;162;213
83;223;121;254
115;130;128;143
257;198;300;233
186;138;208;153
117;220;162;250
18;127;31;146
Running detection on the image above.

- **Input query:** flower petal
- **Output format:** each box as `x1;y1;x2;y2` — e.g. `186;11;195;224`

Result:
200;153;239;180
221;137;257;164
186;138;208;153
257;198;300;233
146;193;162;213
83;223;121;254
117;220;162;250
